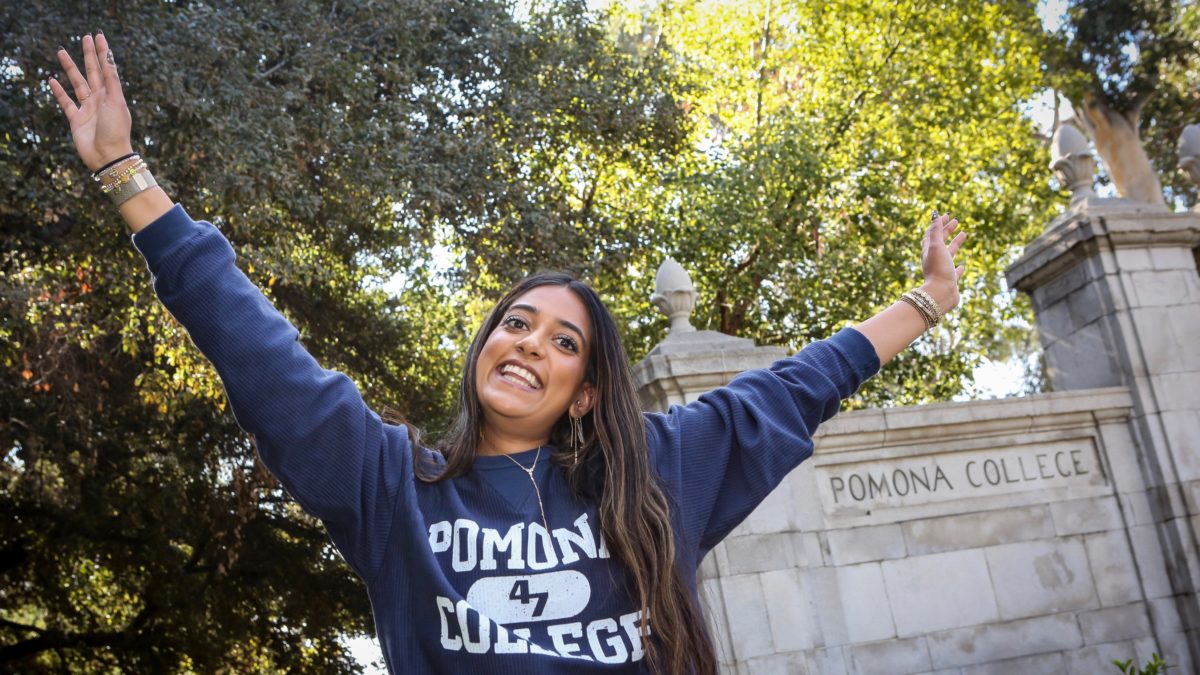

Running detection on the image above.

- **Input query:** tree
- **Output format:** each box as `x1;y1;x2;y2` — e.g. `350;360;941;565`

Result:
581;0;1058;406
1045;0;1199;205
1;0;685;670
3;0;1109;669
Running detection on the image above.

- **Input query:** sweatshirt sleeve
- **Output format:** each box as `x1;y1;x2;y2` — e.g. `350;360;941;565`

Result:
643;327;879;554
132;204;411;581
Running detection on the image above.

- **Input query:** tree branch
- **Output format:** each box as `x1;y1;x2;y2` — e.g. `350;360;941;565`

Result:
0;627;126;663
0;616;47;635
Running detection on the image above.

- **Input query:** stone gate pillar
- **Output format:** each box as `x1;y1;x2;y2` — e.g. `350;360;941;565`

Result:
1005;124;1200;667
632;258;787;669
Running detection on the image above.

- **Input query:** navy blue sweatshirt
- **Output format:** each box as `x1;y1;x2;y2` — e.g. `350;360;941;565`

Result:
132;205;880;673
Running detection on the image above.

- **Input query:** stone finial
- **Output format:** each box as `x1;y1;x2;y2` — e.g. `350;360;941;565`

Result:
651;258;697;334
1179;124;1200;194
1050;124;1097;204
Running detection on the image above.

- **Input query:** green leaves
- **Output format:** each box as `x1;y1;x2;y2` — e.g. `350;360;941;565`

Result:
3;0;663;670
595;0;1056;406
1045;0;1198;206
2;0;1131;670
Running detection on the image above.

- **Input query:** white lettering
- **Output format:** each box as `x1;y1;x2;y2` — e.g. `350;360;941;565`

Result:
481;523;525;571
619;610;647;662
437;597;645;663
587;618;628;664
436;596;460;651
456;599;490;654
526;523;559;570
552;514;597;565
453;519;480;573
513;628;559;656
429;521;452;554
428;517;614;572
548;622;590;660
493;624;528;654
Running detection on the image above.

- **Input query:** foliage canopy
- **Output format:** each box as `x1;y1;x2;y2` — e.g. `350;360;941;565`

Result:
1;0;1104;671
2;0;682;670
1045;0;1199;205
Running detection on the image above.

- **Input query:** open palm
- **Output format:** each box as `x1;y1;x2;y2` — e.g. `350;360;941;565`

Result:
49;33;133;172
923;214;967;310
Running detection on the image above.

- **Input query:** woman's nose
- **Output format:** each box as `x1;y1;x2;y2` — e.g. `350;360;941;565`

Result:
515;334;543;357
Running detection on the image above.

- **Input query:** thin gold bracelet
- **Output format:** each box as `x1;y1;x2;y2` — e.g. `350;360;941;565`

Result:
899;294;935;329
909;288;944;324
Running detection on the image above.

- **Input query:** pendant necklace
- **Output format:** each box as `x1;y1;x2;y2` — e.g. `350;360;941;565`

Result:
504;446;549;532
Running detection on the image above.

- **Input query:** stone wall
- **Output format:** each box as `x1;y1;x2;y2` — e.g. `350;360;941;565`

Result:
695;387;1181;674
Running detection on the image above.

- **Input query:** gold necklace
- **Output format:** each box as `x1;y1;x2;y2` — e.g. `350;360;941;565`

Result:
503;446;549;533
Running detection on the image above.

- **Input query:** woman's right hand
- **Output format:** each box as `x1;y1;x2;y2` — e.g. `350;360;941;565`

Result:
50;33;134;172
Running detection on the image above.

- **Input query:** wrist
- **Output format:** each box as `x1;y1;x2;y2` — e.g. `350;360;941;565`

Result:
90;145;136;172
919;281;959;313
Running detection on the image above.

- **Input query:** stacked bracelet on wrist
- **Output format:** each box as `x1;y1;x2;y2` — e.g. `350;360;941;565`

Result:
900;288;944;330
92;153;157;207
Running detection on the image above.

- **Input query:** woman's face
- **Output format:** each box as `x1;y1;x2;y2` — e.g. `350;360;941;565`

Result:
475;285;595;442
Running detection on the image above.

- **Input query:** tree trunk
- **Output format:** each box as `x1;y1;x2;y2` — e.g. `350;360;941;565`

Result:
1072;93;1165;205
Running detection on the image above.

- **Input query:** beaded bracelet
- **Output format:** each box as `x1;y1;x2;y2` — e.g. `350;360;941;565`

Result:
900;288;945;330
92;152;139;178
909;288;944;324
899;294;935;330
98;160;146;193
94;155;157;207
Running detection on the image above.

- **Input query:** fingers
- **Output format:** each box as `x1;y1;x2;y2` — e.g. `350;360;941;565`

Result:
48;77;76;120
923;213;942;247
948;230;966;256
82;34;103;93
925;210;968;281
94;32;125;104
927;214;961;242
57;45;90;103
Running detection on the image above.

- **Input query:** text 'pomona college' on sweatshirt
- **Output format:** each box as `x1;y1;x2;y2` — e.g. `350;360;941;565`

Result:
132;204;881;673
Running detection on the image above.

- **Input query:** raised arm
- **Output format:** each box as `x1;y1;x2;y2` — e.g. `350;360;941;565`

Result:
50;35;411;581
649;214;968;554
855;213;967;365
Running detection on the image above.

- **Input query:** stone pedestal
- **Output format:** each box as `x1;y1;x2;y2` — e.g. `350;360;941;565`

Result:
633;330;786;410
1006;201;1200;669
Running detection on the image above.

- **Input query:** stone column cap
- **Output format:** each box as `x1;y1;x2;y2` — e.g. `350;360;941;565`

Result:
633;330;788;390
1005;204;1200;293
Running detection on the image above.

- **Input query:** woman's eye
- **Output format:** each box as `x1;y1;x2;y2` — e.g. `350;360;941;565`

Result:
503;316;528;330
555;336;579;352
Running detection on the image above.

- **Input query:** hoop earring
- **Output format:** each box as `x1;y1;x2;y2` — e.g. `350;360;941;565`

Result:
570;415;584;465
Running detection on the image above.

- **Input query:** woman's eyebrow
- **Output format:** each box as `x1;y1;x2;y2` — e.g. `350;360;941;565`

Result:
510;303;588;346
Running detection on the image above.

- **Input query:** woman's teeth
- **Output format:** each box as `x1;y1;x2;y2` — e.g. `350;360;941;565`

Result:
500;364;541;389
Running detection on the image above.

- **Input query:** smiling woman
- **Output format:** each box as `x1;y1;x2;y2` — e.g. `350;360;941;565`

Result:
50;33;965;675
474;284;596;455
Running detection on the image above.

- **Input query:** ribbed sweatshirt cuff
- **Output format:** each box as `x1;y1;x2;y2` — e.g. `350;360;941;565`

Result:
828;326;882;383
130;203;206;273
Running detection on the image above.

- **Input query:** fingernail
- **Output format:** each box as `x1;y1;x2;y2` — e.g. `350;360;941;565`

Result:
97;29;104;35
58;45;65;52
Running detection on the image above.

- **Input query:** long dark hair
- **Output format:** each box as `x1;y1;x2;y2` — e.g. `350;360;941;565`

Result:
409;272;716;674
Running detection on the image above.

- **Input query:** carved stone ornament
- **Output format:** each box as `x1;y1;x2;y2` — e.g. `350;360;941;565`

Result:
650;258;698;334
1179;124;1200;195
1050;124;1097;204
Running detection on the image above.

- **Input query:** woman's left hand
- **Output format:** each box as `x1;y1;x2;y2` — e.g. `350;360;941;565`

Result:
921;213;967;312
